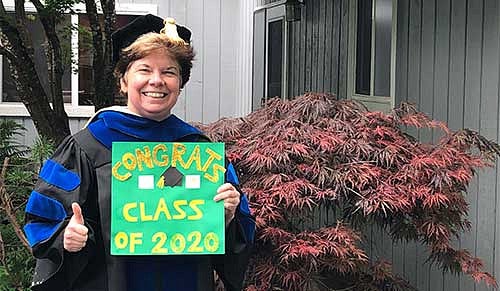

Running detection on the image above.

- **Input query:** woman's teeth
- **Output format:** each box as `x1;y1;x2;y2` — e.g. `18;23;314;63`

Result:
143;92;166;98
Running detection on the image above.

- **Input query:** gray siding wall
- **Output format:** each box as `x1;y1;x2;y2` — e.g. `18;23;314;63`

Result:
138;0;254;123
287;0;349;99
253;0;349;102
394;0;499;290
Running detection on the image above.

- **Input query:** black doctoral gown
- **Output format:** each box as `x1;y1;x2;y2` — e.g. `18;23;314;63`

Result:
24;109;255;291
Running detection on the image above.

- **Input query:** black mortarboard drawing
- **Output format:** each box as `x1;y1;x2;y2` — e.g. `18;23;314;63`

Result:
157;166;184;188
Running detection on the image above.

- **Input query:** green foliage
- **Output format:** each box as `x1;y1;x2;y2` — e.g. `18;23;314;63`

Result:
0;221;33;291
42;0;84;15
31;136;55;173
0;120;27;161
0;122;55;291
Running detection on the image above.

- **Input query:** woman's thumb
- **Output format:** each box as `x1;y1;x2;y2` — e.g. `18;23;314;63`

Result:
71;202;84;225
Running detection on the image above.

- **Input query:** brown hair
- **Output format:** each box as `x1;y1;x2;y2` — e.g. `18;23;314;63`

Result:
114;32;195;89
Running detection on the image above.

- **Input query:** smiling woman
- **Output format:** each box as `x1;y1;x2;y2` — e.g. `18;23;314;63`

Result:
23;14;255;291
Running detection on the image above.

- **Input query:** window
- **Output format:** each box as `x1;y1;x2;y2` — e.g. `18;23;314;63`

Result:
0;2;157;117
267;19;284;99
348;0;397;111
253;3;290;110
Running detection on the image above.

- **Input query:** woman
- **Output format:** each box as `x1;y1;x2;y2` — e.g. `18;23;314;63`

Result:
24;14;254;291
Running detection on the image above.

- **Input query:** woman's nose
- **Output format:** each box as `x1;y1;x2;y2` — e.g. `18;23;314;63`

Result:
148;72;164;86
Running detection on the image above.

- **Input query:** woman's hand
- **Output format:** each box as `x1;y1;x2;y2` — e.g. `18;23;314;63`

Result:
214;183;240;227
63;202;88;252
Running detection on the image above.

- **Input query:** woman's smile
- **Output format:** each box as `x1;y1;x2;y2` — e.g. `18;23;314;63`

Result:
142;91;169;98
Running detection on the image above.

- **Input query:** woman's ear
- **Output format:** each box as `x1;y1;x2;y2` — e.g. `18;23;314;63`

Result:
120;77;128;95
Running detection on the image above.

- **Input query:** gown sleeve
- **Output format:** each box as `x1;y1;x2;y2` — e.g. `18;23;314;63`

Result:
23;134;100;290
213;161;256;291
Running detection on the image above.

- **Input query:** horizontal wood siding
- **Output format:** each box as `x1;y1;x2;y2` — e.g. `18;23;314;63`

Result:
394;0;499;290
287;0;348;99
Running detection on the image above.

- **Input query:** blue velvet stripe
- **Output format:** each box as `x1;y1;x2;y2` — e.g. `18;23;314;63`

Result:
88;111;202;149
24;221;63;247
239;194;251;215
25;191;67;222
238;195;255;243
225;163;240;185
39;159;80;191
88;119;136;149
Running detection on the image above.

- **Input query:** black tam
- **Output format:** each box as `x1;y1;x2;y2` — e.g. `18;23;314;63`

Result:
111;14;192;66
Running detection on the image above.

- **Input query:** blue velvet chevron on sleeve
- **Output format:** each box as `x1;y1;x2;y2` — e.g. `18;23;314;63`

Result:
39;159;81;191
24;191;68;247
23;157;82;247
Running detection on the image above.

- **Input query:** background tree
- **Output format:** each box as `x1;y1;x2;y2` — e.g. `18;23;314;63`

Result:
0;0;116;144
199;93;500;290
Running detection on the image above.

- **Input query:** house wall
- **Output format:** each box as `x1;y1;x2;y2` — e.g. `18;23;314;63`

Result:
255;0;499;290
287;0;349;99
393;0;500;290
253;0;349;103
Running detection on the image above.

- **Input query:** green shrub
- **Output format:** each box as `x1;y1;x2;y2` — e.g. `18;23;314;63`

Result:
0;120;54;291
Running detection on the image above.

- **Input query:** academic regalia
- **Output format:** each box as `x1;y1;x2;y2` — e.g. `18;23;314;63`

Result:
24;108;255;291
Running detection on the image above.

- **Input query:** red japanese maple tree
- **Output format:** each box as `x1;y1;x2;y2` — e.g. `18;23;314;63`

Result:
199;93;499;290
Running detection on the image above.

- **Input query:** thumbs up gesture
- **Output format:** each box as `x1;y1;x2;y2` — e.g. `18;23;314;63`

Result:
63;202;89;252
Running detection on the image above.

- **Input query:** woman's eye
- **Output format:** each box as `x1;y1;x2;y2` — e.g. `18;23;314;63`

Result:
164;70;178;76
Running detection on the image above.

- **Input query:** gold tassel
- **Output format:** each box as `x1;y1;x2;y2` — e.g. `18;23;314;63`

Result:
160;18;187;45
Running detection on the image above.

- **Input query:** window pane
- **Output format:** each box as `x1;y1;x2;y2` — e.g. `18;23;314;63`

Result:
78;14;138;105
355;0;372;95
267;19;283;98
374;0;392;97
1;14;71;102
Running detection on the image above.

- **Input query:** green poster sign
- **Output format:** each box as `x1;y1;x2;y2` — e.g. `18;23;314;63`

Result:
110;142;225;255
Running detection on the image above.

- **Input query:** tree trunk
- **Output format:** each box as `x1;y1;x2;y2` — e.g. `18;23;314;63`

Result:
0;9;70;144
85;0;116;110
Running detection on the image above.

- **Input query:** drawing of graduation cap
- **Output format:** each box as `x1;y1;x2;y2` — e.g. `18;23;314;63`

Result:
157;166;184;188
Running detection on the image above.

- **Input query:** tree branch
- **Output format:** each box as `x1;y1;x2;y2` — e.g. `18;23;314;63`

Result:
0;45;16;62
31;0;66;116
14;0;34;58
0;229;6;268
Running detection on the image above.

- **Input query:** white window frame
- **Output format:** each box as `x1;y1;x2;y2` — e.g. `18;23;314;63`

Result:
0;1;157;117
347;0;397;112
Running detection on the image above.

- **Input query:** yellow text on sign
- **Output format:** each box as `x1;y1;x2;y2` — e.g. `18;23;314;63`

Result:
122;198;205;222
113;231;220;254
112;143;226;183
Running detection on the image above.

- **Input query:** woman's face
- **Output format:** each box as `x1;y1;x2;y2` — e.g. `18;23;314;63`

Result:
121;49;181;121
